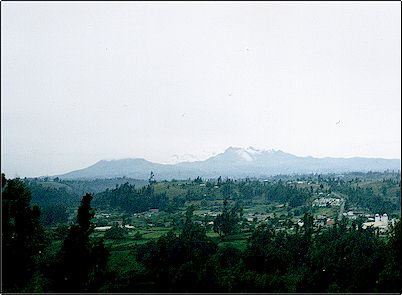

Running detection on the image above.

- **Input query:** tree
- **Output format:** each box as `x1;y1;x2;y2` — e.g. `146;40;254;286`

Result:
104;225;128;240
302;212;314;239
213;198;241;237
136;205;218;292
50;193;109;292
193;176;203;184
2;172;6;188
221;182;233;198
40;205;69;226
378;219;401;292
305;221;385;292
149;171;156;185
289;195;304;208
2;176;46;292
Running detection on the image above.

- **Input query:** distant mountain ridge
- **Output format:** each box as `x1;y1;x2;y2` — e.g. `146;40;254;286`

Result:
55;147;401;180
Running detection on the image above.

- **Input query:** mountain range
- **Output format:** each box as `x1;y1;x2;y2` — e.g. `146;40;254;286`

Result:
55;147;401;180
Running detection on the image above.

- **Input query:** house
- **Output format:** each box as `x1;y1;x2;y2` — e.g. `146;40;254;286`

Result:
94;226;112;231
112;220;123;226
314;219;325;227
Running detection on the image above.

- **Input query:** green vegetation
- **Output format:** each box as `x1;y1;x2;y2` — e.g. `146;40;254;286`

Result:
2;174;46;292
45;193;109;292
1;171;401;293
213;197;242;237
104;225;129;240
93;182;168;213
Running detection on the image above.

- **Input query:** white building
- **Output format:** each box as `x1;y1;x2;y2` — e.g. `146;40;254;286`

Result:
380;213;388;226
363;213;389;230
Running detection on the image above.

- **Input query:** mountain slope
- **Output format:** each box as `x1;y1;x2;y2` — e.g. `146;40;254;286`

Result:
55;147;401;180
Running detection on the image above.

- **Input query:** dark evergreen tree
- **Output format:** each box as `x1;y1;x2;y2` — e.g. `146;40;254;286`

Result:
378;219;401;292
50;193;109;292
1;175;46;292
40;205;69;226
149;171;156;185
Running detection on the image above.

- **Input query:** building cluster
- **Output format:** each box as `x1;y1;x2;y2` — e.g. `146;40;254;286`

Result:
362;213;390;233
312;197;341;207
311;215;335;227
245;212;270;222
343;210;365;219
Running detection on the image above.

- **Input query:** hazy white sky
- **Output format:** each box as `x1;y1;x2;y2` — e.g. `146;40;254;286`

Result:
1;1;401;177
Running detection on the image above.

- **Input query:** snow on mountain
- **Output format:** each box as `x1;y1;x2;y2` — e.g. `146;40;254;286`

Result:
235;149;254;161
223;146;281;162
55;146;401;180
244;146;264;155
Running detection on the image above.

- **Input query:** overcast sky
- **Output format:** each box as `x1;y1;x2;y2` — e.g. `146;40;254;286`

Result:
1;1;401;177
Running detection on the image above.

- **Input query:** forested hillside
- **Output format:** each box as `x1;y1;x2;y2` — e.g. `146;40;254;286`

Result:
1;172;401;293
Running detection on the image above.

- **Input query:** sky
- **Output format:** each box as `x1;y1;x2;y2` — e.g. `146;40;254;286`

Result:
1;1;401;177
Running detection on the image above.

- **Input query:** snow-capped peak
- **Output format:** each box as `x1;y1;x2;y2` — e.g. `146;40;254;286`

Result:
223;146;280;162
225;146;275;162
245;146;264;155
235;149;254;161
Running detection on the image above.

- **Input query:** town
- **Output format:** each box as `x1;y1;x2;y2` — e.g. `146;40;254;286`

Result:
88;174;400;246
